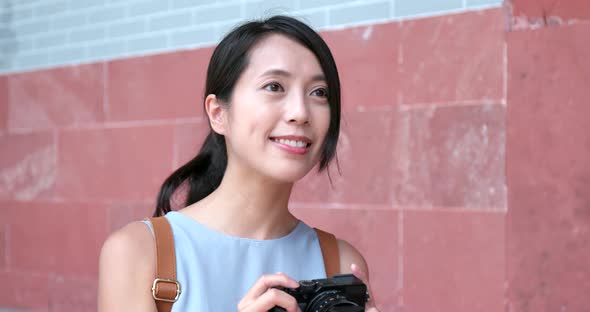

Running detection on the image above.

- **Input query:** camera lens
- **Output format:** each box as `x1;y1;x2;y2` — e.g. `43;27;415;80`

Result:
305;290;363;312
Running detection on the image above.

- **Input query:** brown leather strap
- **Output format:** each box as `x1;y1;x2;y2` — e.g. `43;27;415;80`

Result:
149;217;180;312
314;228;340;278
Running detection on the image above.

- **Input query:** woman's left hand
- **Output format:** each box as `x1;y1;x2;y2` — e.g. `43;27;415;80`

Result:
351;263;380;312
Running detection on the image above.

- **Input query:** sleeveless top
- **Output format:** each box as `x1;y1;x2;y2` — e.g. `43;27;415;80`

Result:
143;211;327;311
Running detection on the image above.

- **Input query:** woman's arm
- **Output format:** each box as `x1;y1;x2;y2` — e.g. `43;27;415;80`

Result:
98;222;157;312
337;239;380;312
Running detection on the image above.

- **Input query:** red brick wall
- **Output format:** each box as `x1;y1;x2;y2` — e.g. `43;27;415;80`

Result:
506;0;590;310
0;4;588;312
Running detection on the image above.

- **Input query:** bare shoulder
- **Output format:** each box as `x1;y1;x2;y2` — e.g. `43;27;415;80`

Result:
337;239;369;277
98;221;157;312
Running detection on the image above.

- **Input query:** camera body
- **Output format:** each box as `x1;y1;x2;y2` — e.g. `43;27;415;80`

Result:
269;274;368;312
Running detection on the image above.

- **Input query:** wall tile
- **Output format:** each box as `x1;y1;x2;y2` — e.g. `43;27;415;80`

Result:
7;64;105;130
392;103;506;209
506;23;590;311
107;48;213;121
403;210;505;312
400;9;504;104
56;125;174;201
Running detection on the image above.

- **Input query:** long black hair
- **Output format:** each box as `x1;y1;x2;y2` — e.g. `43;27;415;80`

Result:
153;15;341;217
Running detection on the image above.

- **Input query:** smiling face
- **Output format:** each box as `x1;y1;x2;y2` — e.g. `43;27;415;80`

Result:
208;34;332;183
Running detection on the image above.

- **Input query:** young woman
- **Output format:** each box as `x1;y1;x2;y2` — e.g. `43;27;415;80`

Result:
98;15;379;312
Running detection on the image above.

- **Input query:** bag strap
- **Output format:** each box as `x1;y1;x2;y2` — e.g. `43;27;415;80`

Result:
314;228;341;278
149;217;181;312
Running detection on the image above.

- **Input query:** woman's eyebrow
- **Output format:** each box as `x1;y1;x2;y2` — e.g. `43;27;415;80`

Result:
259;69;326;82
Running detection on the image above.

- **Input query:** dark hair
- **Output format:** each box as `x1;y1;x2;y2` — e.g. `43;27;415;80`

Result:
153;15;341;217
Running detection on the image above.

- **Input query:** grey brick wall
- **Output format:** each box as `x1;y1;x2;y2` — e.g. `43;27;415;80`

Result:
0;0;502;74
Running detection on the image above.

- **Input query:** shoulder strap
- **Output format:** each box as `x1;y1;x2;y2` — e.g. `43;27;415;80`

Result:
314;228;340;278
148;217;181;312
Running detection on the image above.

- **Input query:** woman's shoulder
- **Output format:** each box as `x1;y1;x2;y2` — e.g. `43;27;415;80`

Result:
100;221;155;265
98;221;157;311
337;238;369;276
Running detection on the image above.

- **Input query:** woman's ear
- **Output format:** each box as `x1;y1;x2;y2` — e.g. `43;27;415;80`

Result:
205;94;226;135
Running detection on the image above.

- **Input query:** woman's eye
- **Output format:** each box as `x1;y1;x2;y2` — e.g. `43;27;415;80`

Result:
264;83;283;92
311;88;328;97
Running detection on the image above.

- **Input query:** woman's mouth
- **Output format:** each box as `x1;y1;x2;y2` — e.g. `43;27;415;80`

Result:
269;136;312;155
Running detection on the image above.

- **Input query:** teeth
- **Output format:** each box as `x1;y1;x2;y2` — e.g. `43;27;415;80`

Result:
272;138;308;148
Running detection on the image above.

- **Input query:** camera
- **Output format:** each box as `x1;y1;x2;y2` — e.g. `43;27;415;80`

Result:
268;274;369;312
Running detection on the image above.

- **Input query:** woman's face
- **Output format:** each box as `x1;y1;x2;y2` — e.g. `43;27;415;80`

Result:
220;34;331;183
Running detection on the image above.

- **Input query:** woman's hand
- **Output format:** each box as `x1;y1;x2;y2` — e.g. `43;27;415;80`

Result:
351;263;381;312
238;272;302;312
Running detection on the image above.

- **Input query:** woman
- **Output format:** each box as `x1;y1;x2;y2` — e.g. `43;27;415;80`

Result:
98;15;379;312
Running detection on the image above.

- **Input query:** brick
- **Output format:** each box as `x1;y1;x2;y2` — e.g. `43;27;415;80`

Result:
292;109;396;205
403;210;505;312
34;1;68;17
174;120;209;168
511;0;590;22
243;0;297;21
87;39;127;60
15;52;49;70
51;13;87;31
172;0;210;9
170;26;218;48
291;207;399;310
329;1;391;26
128;0;169;17
196;3;242;24
88;5;126;23
107;48;213;121
294;10;328;30
14;19;50;36
467;0;502;7
0;271;49;310
400;8;504;103
7;63;104;129
506;23;590;311
300;0;356;10
4;201;109;277
392;103;506;209
48;275;97;312
395;0;463;17
47;46;87;65
320;21;399;111
126;33;168;54
68;26;106;44
0;132;56;201
108;19;146;38
34;32;67;49
56;125;174;201
148;11;192;32
69;0;105;10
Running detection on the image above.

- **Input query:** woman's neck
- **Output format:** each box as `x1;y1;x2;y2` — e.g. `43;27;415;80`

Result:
183;164;299;240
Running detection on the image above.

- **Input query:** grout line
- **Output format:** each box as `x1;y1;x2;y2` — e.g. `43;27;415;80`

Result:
502;40;508;106
397;209;404;305
400;99;504;110
103;61;109;119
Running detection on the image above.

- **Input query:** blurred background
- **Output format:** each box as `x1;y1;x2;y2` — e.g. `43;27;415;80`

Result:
0;0;589;311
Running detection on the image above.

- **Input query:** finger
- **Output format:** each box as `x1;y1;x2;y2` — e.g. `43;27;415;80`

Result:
242;274;299;302
246;288;299;312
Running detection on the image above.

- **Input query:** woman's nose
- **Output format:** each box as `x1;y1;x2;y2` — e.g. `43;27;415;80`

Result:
285;92;310;125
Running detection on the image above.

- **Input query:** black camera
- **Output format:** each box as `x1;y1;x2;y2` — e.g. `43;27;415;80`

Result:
269;274;369;312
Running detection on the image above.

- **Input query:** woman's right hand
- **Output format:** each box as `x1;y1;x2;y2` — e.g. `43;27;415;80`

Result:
237;272;302;312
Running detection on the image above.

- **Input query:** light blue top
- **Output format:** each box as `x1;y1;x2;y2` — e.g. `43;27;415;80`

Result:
144;211;327;311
